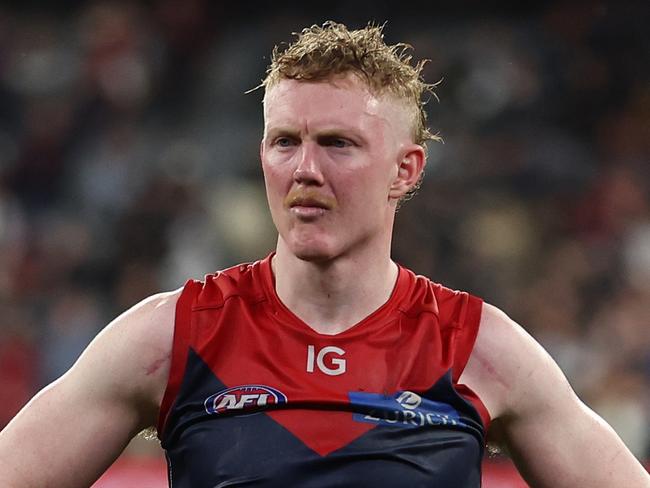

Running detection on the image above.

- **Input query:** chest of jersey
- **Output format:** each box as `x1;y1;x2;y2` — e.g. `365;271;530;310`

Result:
160;268;487;487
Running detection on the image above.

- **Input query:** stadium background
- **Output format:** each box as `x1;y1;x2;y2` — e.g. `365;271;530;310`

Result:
0;1;647;486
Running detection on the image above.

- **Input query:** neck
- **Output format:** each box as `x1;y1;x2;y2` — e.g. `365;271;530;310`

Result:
272;239;399;335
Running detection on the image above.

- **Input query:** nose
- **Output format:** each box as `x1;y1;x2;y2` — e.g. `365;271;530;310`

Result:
293;143;324;186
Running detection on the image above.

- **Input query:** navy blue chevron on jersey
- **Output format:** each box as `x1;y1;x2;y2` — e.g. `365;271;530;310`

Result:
157;255;489;487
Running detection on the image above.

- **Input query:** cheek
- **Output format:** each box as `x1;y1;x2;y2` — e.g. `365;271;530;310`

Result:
352;162;395;196
262;162;290;196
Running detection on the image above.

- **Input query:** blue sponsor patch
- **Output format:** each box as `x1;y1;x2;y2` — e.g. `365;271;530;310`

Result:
349;390;467;429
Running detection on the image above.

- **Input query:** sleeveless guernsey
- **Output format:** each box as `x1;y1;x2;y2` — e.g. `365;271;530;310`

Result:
157;255;490;487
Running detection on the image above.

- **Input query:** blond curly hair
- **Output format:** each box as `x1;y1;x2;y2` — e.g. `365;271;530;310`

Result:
262;21;441;148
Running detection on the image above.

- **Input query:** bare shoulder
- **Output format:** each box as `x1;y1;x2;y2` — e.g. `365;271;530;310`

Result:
459;302;560;420
36;286;183;428
0;288;183;487
87;287;183;411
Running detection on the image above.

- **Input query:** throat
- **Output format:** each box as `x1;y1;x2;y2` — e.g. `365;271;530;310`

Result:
272;254;399;335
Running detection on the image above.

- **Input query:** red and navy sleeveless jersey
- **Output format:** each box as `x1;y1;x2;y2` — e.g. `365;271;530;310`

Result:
157;255;490;487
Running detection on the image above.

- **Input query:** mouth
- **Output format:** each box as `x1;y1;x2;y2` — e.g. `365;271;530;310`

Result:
289;199;329;219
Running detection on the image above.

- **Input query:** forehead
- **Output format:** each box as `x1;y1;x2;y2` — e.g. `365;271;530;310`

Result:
263;76;411;137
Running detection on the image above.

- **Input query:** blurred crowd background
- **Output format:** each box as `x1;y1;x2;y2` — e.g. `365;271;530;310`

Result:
0;0;648;467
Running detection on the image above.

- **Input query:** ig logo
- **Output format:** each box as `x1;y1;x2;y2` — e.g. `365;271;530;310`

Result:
306;345;346;376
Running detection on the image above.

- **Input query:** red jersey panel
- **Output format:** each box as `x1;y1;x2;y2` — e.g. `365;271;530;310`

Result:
158;255;489;487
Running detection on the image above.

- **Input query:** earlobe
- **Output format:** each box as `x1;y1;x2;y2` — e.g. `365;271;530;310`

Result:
389;145;426;200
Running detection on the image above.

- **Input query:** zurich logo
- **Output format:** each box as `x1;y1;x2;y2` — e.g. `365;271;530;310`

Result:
396;391;422;410
204;385;288;415
349;390;467;429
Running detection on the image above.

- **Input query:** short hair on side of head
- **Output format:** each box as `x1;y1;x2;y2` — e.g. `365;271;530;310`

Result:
261;20;442;152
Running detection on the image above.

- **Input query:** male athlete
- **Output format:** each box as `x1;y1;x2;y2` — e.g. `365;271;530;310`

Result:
0;22;648;488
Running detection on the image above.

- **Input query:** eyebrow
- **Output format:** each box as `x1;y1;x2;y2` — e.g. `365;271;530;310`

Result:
264;127;300;140
265;126;367;145
316;130;365;146
266;126;298;135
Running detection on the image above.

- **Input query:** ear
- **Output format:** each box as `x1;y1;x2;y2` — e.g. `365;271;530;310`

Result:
389;144;426;200
260;138;265;162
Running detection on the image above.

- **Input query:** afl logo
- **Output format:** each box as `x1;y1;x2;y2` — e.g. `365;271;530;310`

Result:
204;385;288;415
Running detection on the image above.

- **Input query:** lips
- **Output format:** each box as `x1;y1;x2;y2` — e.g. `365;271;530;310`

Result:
290;197;329;209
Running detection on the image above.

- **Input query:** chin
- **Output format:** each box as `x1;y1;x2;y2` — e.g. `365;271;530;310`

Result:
291;245;336;263
279;225;337;262
284;235;339;263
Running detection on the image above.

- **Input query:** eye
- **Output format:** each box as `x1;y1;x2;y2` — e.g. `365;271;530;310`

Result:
320;136;353;148
275;137;296;147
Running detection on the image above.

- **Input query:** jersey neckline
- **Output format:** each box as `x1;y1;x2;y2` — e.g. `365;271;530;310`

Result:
258;253;411;339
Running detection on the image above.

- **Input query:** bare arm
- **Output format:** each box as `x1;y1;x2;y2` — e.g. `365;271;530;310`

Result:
0;289;180;488
461;303;650;488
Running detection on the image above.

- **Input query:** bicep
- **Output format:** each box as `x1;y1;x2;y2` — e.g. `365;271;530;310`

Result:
461;303;650;488
0;289;179;488
0;371;143;488
500;387;646;488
